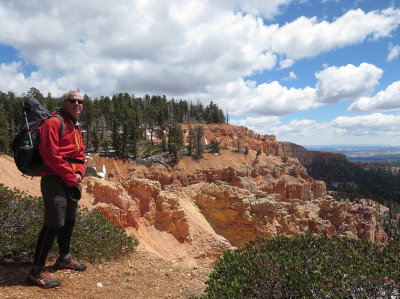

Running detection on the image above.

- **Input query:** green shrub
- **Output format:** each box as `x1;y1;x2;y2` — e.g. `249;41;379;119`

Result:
168;142;180;164
0;184;138;263
204;234;399;298
209;137;221;154
143;144;163;157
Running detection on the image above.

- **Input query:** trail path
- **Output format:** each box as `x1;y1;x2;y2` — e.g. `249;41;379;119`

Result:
1;251;210;298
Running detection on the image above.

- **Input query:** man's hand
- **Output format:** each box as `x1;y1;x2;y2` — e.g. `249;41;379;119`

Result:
76;173;82;184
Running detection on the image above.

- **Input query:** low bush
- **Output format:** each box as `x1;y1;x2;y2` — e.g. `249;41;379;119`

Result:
209;137;221;154
0;184;138;263
204;234;399;298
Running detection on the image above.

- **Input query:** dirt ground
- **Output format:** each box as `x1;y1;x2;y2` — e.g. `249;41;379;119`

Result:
0;250;211;299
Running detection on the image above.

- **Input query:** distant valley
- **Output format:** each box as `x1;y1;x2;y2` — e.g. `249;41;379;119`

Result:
305;145;400;163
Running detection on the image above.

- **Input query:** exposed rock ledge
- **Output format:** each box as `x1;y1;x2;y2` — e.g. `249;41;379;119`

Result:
79;150;387;266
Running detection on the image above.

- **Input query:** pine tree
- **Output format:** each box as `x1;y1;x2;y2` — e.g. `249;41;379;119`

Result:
81;94;94;150
160;122;168;152
0;112;9;153
168;122;183;163
187;126;194;156
193;125;204;160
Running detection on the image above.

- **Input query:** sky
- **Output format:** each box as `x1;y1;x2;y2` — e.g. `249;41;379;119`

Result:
0;0;400;146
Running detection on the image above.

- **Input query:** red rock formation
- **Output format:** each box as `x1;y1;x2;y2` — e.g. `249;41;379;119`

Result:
80;145;387;266
193;183;386;247
181;124;291;156
181;124;350;164
287;142;347;165
77;124;388;264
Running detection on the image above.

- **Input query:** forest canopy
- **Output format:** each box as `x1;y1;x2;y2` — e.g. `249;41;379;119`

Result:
0;87;226;157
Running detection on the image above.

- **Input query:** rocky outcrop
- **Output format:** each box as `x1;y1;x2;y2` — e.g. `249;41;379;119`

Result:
85;178;140;228
181;124;292;156
127;155;326;201
287;142;347;165
77;124;389;264
124;178;190;242
181;124;349;165
82;172;387;265
80;145;387;266
193;183;387;247
86;177;191;242
82;176;233;266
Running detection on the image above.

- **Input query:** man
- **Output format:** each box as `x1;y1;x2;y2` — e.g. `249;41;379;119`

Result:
28;89;87;288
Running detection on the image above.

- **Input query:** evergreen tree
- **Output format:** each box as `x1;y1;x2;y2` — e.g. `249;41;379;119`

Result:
26;87;45;103
168;122;183;148
92;127;99;152
160;121;168;152
45;92;58;112
1;87;227;159
187;126;194;156
168;122;183;163
81;94;94;150
0;112;9;153
193;125;204;160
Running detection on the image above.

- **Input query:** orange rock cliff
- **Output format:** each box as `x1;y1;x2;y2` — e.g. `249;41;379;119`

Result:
0;124;387;267
81;124;387;266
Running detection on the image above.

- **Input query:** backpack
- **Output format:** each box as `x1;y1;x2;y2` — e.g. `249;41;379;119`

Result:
11;97;65;176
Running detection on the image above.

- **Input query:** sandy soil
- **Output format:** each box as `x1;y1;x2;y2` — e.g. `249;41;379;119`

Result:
0;251;211;298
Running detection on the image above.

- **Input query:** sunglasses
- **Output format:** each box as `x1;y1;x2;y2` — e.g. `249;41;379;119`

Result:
67;99;84;104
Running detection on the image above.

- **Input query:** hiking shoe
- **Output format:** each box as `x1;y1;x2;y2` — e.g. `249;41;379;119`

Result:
27;269;61;289
54;256;87;271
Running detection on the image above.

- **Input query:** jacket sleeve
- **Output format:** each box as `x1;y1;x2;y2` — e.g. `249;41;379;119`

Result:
38;117;78;187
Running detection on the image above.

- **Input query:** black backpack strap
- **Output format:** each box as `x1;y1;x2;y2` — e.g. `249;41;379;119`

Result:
52;113;65;140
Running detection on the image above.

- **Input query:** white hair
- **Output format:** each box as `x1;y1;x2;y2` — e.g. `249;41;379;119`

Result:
62;88;82;101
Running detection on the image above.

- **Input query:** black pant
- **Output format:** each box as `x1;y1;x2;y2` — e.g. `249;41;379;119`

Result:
41;175;78;227
33;176;78;269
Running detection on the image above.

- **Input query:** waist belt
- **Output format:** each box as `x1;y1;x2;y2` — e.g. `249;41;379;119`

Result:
63;158;85;164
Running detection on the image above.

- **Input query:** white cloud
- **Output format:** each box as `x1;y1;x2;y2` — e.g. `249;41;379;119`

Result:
282;71;297;81
279;58;295;69
207;79;319;116
236;113;400;145
348;81;400;112
387;43;400;61
0;61;62;95
270;8;400;59
0;2;398;101
183;62;384;118
315;63;382;104
289;71;297;80
0;0;283;97
232;116;338;145
230;116;281;133
272;119;321;136
215;0;293;19
332;113;400;132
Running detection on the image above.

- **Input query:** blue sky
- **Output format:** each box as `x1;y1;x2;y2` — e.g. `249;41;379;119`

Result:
0;0;400;146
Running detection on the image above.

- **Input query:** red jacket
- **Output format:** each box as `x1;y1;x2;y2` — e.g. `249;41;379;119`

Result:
38;112;85;187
